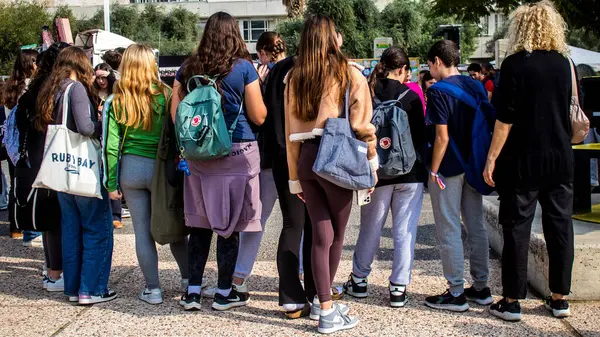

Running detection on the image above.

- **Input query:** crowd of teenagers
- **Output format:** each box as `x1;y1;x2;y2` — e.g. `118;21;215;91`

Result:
1;0;580;334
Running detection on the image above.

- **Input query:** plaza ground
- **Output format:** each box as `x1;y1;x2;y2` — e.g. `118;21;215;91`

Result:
1;193;599;336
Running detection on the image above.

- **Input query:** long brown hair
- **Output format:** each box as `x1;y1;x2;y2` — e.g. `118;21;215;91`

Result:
368;47;409;95
287;16;350;122
112;44;170;131
2;49;39;109
35;47;96;132
178;12;251;95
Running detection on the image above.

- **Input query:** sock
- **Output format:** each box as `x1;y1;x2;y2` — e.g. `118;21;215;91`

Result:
351;274;366;283
313;296;320;305
216;287;231;297
390;283;406;292
282;303;305;312
188;285;201;295
321;307;335;316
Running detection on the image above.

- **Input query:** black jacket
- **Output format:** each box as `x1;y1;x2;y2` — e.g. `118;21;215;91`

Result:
257;56;295;168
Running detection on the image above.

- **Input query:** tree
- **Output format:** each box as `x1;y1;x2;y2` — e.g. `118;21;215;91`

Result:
0;1;50;74
431;0;600;36
276;18;304;56
283;0;305;19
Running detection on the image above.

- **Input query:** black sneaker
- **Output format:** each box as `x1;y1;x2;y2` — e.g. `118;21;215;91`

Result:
389;283;407;308
545;297;571;318
343;273;368;298
78;290;117;305
489;298;522;321
425;290;469;312
212;288;249;311
180;293;202;311
464;286;494;305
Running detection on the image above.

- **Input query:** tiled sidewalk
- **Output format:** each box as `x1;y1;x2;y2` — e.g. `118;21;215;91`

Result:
1;195;598;336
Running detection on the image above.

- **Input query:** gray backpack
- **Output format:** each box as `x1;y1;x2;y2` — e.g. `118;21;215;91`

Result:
371;89;416;179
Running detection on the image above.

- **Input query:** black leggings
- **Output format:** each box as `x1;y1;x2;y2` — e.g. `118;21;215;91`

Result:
8;162;17;232
43;226;62;271
272;151;316;305
188;228;239;289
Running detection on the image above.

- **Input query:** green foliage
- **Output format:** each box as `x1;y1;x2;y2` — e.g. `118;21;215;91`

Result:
0;1;50;74
277;0;478;61
431;0;600;36
276;18;304;56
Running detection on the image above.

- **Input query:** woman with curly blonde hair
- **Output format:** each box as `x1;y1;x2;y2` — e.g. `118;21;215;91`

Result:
104;44;190;305
483;0;575;321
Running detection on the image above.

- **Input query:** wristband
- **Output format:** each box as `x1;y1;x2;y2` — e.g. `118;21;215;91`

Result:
369;155;380;173
430;171;446;190
288;180;303;194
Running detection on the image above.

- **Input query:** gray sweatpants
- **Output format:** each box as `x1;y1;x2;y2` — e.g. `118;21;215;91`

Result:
233;169;278;280
120;155;189;290
353;183;423;285
428;173;489;294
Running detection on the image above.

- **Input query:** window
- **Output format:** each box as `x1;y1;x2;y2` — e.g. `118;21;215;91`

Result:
241;20;269;42
481;16;490;36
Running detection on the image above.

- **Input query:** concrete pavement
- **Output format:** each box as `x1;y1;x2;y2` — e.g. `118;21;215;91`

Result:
1;193;599;336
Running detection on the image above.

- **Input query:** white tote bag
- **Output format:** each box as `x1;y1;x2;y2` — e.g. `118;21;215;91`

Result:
32;83;103;199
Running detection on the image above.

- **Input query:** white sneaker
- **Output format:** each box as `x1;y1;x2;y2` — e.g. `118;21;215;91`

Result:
310;296;350;321
46;276;64;292
139;288;163;305
23;236;42;248
122;208;131;219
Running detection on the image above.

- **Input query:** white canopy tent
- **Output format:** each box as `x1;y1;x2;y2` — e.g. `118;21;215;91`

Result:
569;46;600;66
75;29;136;66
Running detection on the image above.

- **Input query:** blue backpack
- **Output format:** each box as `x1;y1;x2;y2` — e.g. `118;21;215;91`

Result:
431;81;496;195
3;105;20;165
371;89;416;178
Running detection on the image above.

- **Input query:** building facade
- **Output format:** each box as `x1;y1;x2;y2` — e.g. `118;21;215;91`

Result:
470;12;506;62
49;0;288;53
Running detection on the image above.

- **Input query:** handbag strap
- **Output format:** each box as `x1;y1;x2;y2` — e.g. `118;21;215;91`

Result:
343;83;351;119
61;83;75;126
569;59;580;102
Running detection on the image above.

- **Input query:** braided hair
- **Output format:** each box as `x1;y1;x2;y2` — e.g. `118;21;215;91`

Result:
256;32;287;63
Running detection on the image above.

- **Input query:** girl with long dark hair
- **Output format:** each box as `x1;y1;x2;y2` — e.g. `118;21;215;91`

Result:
171;11;266;312
2;49;39;239
15;44;65;291
36;46;115;304
344;47;426;308
285;16;377;333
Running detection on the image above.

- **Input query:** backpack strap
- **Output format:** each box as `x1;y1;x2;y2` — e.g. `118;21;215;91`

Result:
396;88;411;102
431;81;477;110
228;96;244;137
343;83;351;119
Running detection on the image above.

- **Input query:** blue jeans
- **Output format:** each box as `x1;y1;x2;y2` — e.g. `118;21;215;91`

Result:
58;188;113;297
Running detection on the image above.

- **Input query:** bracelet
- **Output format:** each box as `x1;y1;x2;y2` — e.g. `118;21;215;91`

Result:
430;171;438;176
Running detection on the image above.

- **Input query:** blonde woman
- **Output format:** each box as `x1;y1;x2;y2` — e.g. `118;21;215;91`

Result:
104;44;189;305
483;0;575;321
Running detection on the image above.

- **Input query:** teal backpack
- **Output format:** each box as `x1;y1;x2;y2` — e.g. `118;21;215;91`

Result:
175;75;242;161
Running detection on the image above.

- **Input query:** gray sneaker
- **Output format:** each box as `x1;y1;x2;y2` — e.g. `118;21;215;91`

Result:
318;303;359;334
139;288;163;305
310;299;350;321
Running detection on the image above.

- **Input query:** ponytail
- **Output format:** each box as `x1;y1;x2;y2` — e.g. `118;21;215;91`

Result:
368;62;388;96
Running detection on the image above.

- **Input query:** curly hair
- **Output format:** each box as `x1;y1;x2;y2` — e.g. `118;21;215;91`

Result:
178;12;251;95
507;0;569;56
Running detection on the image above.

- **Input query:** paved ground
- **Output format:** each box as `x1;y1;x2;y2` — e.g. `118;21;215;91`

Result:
1;193;599;336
